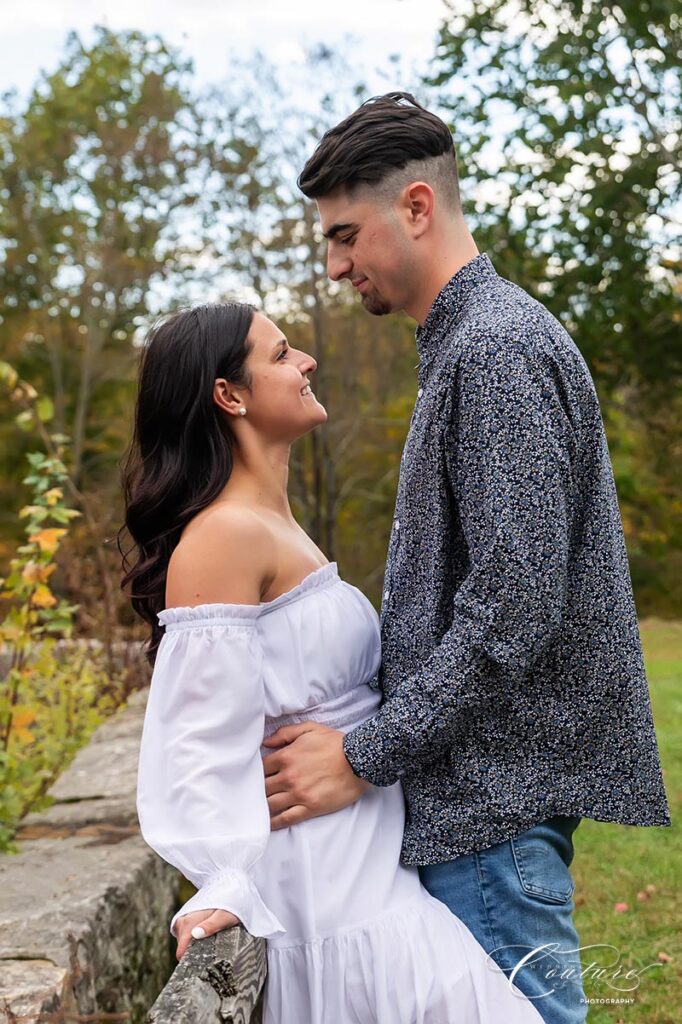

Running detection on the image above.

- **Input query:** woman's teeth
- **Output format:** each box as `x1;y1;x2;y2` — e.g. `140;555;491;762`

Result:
301;385;312;396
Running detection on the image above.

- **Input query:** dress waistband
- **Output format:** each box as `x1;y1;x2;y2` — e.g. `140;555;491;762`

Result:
263;685;380;739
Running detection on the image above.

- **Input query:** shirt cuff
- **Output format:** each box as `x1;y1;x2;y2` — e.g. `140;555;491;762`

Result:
343;715;401;787
170;866;286;939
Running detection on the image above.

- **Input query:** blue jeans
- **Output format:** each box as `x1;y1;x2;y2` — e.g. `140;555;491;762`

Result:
419;816;586;1024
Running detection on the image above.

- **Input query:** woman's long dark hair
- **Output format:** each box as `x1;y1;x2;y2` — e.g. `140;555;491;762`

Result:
118;302;255;667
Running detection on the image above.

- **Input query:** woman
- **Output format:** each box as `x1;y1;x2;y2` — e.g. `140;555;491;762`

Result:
121;303;543;1023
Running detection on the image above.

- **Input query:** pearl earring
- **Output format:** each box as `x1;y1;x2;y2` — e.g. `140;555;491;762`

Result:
238;407;247;416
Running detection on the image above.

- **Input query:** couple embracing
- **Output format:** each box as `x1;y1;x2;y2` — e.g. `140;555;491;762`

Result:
124;93;669;1023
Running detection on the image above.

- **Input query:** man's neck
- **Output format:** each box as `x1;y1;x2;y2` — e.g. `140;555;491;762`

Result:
406;229;480;327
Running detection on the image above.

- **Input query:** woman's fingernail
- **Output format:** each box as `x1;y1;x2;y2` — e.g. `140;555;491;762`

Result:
191;926;206;939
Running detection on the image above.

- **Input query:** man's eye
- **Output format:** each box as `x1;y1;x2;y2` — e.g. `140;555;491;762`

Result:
339;233;356;246
277;348;288;360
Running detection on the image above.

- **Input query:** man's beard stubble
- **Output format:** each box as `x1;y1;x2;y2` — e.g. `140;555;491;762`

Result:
360;291;392;317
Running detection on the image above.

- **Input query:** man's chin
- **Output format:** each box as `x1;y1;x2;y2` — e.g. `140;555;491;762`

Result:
361;293;392;316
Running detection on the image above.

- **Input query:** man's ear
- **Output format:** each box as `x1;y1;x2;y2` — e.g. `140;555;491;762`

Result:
402;181;435;239
213;378;247;418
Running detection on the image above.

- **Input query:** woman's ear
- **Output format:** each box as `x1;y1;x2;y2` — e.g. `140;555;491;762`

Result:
213;378;247;418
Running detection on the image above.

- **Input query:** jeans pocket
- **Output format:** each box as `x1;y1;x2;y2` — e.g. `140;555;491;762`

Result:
511;835;575;905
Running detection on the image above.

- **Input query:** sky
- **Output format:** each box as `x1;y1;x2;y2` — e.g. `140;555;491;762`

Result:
0;0;453;314
1;0;450;99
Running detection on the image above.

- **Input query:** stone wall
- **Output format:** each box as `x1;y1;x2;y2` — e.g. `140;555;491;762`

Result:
0;688;179;1023
1;677;267;1024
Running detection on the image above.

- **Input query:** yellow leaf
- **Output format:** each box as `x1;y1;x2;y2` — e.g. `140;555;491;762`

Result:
43;488;63;506
28;528;67;554
0;360;19;389
10;708;36;745
21;561;56;584
30;584;57;608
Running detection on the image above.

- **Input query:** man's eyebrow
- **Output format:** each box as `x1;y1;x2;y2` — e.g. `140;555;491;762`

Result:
322;222;356;240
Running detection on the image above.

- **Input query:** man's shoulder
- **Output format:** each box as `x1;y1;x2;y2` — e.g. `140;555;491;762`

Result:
454;275;563;341
446;275;588;380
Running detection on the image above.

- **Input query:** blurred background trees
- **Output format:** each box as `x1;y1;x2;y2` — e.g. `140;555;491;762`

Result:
1;3;680;664
431;0;681;609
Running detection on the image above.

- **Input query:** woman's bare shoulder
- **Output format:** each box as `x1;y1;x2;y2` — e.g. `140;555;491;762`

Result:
166;504;276;607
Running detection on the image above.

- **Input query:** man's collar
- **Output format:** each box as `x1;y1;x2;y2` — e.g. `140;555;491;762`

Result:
415;253;497;361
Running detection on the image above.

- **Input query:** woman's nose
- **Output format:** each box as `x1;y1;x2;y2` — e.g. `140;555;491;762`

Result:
301;351;317;374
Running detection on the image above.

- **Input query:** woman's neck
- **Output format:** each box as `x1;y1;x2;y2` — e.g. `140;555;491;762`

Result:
219;438;293;518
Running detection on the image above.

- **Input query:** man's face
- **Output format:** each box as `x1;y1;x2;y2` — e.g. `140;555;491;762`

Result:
316;189;413;316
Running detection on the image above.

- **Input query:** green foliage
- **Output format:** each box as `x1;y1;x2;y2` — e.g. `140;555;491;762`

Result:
1;21;680;634
429;0;682;613
0;360;125;852
192;51;420;587
430;0;681;394
0;25;200;488
0;25;211;654
0;642;116;853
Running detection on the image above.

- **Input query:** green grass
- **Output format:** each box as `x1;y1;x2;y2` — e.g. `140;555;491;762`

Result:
574;619;681;1023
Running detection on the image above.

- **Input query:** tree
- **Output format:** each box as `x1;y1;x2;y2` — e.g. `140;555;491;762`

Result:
0;27;209;636
0;26;200;488
196;51;419;589
429;0;682;613
430;0;681;396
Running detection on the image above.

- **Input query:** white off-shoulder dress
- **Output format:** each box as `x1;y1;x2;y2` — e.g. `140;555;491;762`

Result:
137;562;543;1023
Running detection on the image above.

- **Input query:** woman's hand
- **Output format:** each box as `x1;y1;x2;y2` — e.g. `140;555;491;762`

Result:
175;908;241;961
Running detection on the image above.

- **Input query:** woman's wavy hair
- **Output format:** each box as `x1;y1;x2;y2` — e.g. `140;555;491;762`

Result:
118;302;255;667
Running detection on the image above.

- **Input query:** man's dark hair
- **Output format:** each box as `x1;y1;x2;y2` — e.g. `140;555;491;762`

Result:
298;91;460;209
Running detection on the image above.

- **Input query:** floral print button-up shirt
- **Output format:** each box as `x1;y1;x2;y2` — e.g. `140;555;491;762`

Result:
343;253;670;866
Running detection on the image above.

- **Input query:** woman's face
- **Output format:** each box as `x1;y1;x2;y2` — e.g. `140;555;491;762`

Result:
237;312;327;441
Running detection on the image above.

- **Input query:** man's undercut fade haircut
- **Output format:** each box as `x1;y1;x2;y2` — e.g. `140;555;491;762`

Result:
298;91;461;212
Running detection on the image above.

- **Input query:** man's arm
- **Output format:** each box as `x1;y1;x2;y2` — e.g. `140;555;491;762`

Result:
262;339;578;823
343;340;577;786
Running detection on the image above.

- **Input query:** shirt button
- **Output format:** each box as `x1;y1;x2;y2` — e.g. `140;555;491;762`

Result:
393;520;400;532
417;388;423;398
383;589;390;602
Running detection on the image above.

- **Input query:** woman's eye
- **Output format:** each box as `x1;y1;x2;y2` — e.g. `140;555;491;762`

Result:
277;348;288;360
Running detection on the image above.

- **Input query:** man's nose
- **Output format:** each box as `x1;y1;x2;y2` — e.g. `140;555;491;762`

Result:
327;247;352;282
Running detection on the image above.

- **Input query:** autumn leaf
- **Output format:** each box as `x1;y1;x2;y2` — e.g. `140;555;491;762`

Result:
28;528;67;554
21;561;56;584
30;584;57;608
10;708;37;745
43;487;63;506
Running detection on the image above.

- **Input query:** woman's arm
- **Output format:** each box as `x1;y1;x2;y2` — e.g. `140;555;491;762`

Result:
136;509;285;958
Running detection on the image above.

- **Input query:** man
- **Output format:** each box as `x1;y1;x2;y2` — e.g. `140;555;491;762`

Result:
262;92;670;1023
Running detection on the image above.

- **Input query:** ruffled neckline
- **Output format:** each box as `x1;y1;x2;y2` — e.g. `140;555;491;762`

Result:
158;562;339;627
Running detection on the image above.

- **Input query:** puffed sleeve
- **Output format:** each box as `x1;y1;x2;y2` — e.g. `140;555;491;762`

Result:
136;606;285;939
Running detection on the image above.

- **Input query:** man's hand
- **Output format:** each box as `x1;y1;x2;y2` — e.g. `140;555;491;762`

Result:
262;721;369;829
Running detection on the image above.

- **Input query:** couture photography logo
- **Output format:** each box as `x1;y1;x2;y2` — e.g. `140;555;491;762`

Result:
492;941;665;1005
